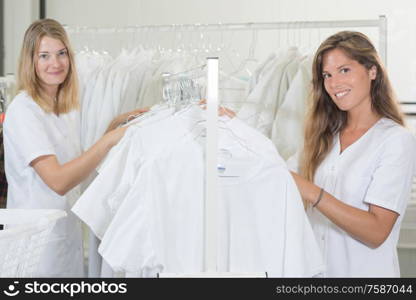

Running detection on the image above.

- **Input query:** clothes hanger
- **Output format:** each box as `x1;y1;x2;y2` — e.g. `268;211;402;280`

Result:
227;28;259;79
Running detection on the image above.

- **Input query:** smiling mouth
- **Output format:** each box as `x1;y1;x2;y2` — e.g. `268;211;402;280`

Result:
47;71;64;75
334;89;350;99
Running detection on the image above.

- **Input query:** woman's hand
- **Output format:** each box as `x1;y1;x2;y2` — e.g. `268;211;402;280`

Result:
104;125;129;148
199;99;236;118
289;171;399;248
31;125;131;196
105;107;150;133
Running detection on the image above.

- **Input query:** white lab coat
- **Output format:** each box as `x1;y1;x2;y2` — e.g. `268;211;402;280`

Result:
3;91;84;277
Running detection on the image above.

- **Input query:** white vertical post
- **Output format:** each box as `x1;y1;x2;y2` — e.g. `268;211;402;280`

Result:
378;15;387;66
204;57;219;272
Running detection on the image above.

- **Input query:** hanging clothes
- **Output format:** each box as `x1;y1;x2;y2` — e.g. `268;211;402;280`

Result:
236;47;301;138
271;56;313;160
73;104;324;277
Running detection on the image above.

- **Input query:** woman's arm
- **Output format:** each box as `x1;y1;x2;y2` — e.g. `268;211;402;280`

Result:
105;107;149;133
31;126;128;196
290;171;398;248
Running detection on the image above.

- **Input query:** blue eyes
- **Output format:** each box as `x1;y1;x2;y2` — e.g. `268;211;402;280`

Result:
38;50;68;60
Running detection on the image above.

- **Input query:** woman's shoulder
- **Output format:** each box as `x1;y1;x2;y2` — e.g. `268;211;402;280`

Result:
7;91;43;114
4;91;46;127
376;118;416;149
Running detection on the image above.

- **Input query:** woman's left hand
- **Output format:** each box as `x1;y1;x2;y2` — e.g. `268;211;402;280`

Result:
105;107;150;133
199;99;236;118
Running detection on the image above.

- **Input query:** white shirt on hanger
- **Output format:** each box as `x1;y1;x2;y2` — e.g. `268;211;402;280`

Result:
73;105;176;240
74;106;324;277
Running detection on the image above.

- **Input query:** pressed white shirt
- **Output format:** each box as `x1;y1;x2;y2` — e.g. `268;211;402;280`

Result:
289;118;416;277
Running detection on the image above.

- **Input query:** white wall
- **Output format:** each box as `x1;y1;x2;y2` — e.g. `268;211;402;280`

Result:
5;0;416;102
3;0;39;75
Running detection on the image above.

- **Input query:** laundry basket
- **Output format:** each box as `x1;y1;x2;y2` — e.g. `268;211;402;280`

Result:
0;209;67;277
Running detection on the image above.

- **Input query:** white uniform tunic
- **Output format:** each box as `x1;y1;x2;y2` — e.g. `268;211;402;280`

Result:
291;118;416;277
3;91;84;277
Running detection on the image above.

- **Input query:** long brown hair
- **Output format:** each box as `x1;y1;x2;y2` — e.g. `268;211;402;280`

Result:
300;31;404;181
17;18;79;114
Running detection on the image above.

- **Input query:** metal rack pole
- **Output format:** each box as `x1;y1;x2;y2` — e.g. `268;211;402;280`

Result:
205;57;219;272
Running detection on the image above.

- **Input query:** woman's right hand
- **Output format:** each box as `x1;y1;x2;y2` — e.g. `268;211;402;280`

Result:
104;125;129;148
105;107;150;133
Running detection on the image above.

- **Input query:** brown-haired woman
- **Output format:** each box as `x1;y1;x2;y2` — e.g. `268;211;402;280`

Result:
289;31;416;277
3;19;148;277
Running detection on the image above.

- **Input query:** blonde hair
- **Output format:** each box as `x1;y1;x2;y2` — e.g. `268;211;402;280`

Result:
300;31;404;181
17;18;79;114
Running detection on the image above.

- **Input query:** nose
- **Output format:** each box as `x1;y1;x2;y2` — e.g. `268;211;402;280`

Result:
50;54;62;68
327;74;343;90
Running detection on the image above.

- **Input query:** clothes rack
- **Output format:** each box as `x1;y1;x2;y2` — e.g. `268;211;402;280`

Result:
67;16;388;277
64;15;387;64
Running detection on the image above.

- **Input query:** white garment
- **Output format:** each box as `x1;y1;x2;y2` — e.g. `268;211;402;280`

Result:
237;48;300;137
271;56;313;160
80;66;101;151
74;106;324;277
73;105;176;240
288;118;416;277
85;63;115;150
247;53;277;94
3;91;84;277
219;75;249;112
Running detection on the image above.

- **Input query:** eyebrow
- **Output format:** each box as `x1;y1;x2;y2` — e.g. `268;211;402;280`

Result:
322;64;351;73
38;47;67;53
336;64;351;69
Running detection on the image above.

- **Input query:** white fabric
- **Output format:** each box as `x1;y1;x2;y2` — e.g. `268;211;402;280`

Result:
73;48;320;277
73;106;324;277
73;105;176;240
247;53;277;94
80;66;101;150
236;53;282;132
3;91;84;277
271;56;313;160
219;75;249;112
237;47;300;137
288;118;416;277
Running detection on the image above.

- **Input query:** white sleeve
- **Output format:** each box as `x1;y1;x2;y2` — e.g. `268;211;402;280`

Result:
364;131;416;215
72;132;139;239
3;100;56;173
286;151;301;173
284;173;325;276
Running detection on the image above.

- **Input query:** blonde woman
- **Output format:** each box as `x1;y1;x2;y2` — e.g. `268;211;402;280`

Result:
3;19;147;277
290;31;416;277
